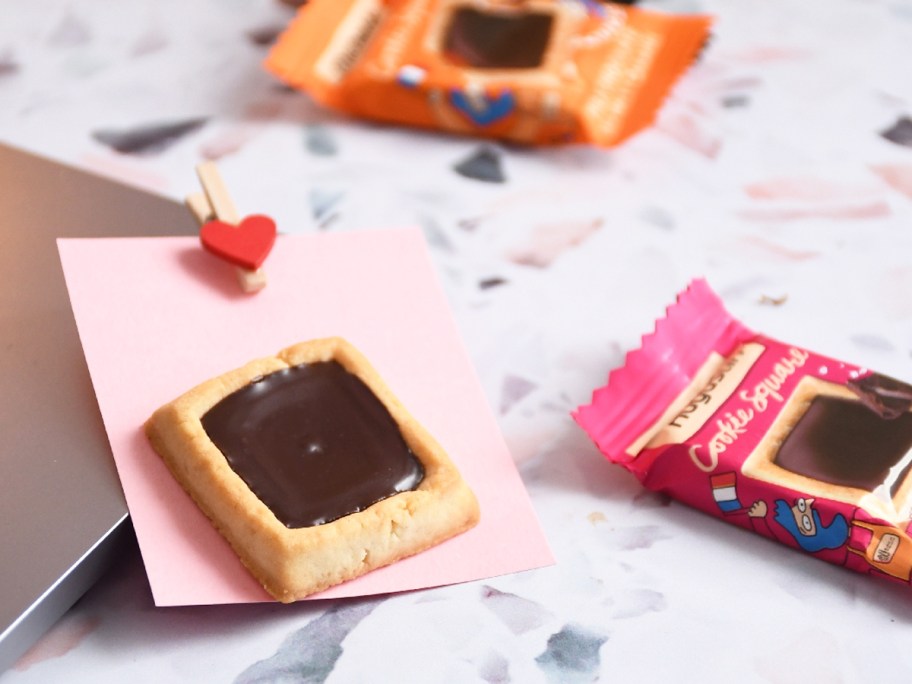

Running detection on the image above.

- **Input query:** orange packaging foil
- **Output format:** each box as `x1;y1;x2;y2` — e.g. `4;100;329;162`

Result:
266;0;712;146
575;280;912;588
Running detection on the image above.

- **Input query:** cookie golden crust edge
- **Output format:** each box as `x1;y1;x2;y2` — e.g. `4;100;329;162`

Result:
144;337;480;603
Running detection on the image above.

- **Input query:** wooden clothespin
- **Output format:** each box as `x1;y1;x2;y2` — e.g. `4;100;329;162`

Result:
186;162;275;293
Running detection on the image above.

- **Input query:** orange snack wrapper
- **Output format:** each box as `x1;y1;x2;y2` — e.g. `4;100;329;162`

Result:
266;0;712;146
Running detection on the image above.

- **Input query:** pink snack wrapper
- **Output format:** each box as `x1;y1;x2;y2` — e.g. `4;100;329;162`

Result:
575;279;912;585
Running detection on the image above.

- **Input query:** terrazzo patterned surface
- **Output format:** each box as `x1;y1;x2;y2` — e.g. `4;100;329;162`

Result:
3;0;912;681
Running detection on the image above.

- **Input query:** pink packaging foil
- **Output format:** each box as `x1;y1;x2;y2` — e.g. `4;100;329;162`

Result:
575;279;912;584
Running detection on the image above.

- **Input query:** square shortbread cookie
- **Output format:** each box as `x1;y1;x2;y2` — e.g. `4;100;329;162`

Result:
145;337;480;602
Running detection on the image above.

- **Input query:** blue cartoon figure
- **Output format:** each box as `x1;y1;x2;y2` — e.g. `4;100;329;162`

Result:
748;498;849;552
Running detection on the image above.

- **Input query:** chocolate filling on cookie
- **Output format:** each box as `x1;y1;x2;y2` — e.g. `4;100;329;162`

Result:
774;396;912;492
202;361;425;528
443;7;553;69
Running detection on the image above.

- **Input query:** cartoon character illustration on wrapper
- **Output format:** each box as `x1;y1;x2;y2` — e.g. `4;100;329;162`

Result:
747;499;849;553
709;472;849;552
710;471;912;582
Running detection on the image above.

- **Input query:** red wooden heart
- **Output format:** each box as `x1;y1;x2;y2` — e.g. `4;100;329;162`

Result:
200;214;276;270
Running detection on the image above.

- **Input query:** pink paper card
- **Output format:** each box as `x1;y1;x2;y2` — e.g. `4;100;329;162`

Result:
58;228;553;606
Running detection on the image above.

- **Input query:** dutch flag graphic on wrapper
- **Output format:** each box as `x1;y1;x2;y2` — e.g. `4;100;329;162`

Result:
711;472;743;513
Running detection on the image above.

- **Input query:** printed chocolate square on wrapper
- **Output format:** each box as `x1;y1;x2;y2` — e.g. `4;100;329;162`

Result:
146;337;480;603
574;280;912;585
744;376;912;523
266;0;712;147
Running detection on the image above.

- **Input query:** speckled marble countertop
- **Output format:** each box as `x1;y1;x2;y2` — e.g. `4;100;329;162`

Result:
3;0;912;681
